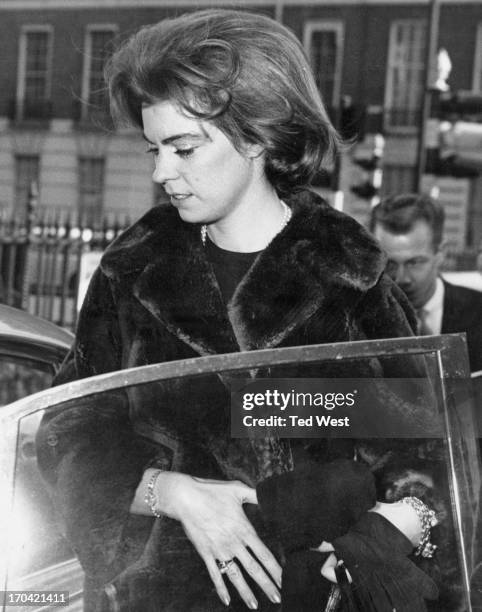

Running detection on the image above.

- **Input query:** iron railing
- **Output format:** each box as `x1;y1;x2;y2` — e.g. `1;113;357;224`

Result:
0;188;130;329
0;182;478;329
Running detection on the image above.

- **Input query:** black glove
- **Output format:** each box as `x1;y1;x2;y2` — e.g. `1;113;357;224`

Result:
281;550;334;612
333;512;438;612
256;459;376;551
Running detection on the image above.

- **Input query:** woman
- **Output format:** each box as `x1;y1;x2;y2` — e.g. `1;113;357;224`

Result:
37;9;441;612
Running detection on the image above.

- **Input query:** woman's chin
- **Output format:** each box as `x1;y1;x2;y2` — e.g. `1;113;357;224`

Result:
173;206;202;224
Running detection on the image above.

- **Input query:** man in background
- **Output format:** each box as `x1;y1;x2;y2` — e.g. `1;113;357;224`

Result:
369;193;482;372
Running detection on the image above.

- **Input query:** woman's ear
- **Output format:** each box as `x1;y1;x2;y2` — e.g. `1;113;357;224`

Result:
245;143;265;159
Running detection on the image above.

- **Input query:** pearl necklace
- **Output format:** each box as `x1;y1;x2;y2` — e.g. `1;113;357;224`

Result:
200;201;292;246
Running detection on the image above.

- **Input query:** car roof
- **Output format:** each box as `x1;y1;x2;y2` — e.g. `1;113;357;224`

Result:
0;305;73;352
442;271;482;292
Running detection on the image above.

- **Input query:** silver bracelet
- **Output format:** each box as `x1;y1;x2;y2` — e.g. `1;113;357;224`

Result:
401;496;438;558
144;469;163;518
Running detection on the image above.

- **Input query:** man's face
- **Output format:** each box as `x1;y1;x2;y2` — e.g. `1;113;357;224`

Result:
374;220;443;309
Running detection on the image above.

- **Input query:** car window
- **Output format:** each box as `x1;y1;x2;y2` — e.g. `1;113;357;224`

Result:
5;409;84;612
0;358;53;407
1;339;479;611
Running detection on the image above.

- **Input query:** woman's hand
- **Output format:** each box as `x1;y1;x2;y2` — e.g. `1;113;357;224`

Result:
369;500;432;547
319;552;346;584
317;498;428;582
155;472;282;609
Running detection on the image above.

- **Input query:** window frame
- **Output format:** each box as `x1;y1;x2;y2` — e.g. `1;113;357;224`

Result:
473;22;482;92
14;154;40;210
80;24;118;121
384;18;427;134
302;20;344;109
16;25;54;121
77;156;106;224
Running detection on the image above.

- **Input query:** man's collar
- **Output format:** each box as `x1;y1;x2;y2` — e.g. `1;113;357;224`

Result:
422;277;445;315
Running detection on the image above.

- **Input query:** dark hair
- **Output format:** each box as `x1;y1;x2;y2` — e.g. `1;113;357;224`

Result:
369;193;445;250
105;8;340;195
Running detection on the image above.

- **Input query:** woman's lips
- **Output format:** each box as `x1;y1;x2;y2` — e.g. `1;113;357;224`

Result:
169;193;191;200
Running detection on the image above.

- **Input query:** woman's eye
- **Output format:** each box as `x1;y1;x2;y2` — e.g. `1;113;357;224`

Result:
146;146;158;156
176;148;195;159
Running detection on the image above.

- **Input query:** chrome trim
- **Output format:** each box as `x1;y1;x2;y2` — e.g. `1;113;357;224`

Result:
0;334;468;425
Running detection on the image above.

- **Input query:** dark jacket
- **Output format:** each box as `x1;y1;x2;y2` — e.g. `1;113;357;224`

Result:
442;280;482;372
37;191;426;611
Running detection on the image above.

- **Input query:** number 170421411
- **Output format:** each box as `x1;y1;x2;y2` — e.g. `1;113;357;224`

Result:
1;591;69;606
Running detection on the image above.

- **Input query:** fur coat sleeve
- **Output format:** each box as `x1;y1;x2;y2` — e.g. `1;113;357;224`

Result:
36;269;162;590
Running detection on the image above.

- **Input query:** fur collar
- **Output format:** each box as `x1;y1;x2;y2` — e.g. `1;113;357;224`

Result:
101;190;385;355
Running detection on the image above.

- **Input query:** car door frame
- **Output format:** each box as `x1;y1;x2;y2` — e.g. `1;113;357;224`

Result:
0;333;478;611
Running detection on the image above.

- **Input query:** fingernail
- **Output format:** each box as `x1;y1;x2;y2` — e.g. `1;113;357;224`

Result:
270;592;281;604
222;594;230;607
248;599;258;609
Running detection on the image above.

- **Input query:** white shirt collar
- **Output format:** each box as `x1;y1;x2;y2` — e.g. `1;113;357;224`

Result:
420;277;445;335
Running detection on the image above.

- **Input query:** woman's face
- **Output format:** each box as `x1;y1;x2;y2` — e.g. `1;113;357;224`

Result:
142;100;265;225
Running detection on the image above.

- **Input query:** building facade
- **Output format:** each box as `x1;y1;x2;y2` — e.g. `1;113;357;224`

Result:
0;0;481;246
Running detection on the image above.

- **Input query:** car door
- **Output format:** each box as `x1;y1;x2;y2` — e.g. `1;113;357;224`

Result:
0;334;479;611
0;306;75;610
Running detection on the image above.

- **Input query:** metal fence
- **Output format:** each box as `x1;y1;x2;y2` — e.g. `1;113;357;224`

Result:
0;191;130;330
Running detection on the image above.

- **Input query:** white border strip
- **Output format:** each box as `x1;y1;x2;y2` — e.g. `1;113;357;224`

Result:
0;0;481;9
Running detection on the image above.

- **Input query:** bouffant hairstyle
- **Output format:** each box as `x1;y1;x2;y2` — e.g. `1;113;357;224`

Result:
105;9;340;195
369;193;445;250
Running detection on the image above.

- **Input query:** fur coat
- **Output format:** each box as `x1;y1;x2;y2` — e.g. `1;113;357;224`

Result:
37;190;454;611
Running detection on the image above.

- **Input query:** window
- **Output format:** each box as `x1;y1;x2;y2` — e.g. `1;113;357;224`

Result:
78;157;105;224
381;164;416;197
17;27;53;120
81;26;117;120
303;21;344;111
473;23;482;91
15;155;40;209
385;20;427;131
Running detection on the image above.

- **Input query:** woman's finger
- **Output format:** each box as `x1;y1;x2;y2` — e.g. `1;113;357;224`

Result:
238;484;258;505
314;541;335;553
173;477;282;607
235;546;281;604
221;559;259;610
320;554;353;585
320;553;339;583
204;555;232;607
245;533;282;589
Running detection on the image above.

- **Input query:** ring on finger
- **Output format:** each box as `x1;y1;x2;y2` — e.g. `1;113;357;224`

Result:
216;559;235;575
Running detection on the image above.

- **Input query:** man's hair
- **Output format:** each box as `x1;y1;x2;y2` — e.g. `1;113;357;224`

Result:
369;193;445;250
105;8;340;196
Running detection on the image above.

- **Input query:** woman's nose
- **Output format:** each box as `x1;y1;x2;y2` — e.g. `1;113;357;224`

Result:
152;151;179;184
